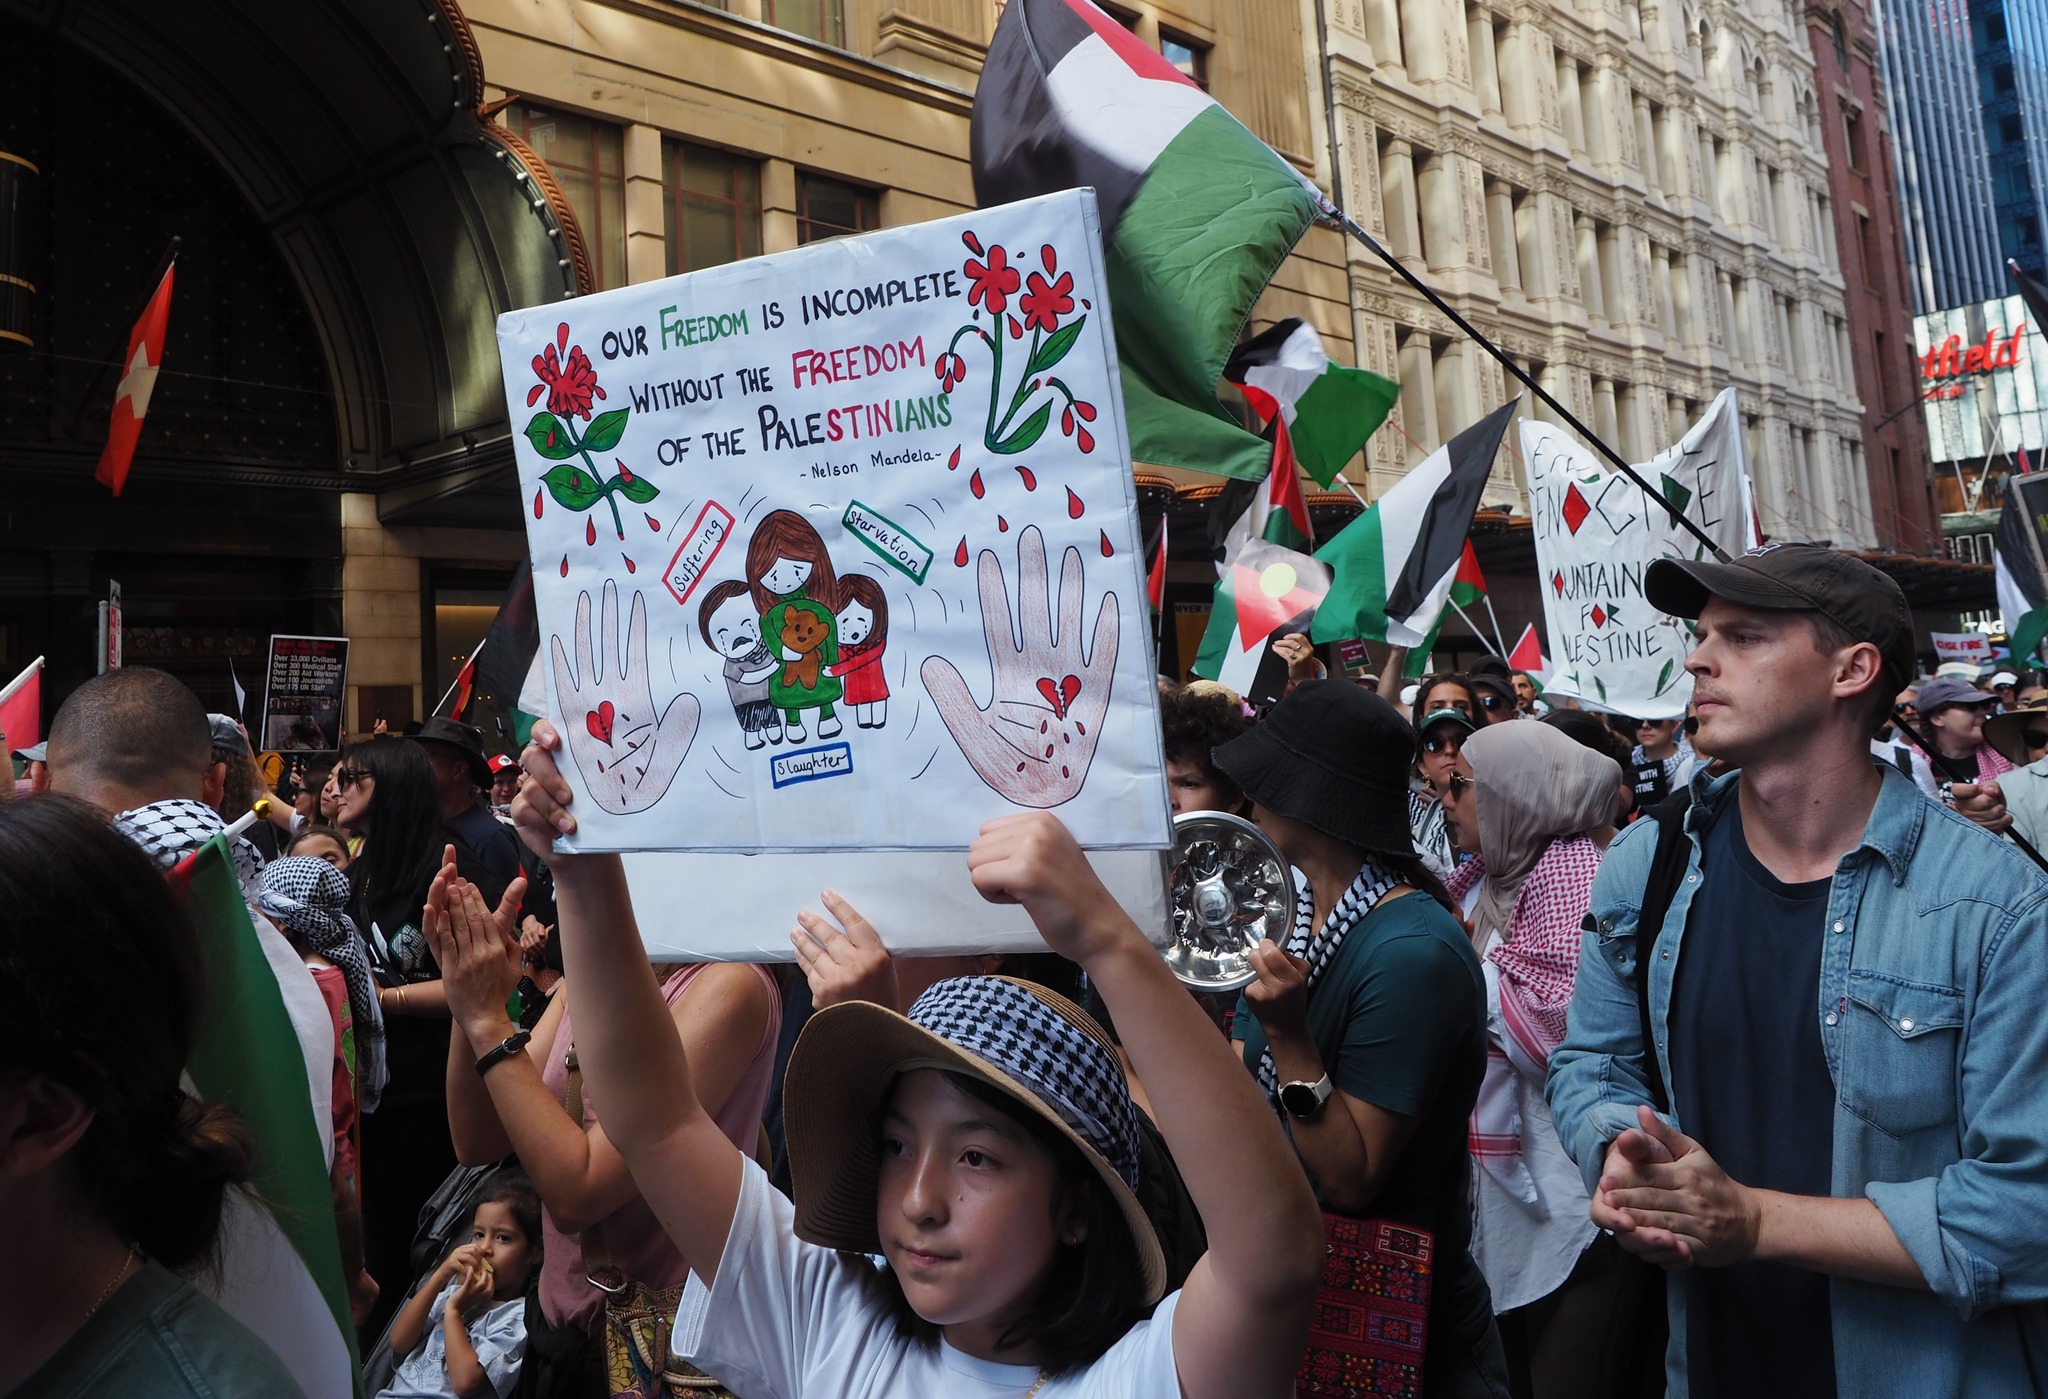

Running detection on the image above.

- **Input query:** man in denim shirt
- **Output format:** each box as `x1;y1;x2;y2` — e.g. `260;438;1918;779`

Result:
1547;544;2048;1397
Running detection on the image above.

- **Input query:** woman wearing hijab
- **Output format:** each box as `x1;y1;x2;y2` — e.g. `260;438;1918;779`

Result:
1439;721;1659;1399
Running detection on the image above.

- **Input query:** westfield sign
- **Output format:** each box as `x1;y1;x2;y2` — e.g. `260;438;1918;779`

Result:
1919;324;2027;383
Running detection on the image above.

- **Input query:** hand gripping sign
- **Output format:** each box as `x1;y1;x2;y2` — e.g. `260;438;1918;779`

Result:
496;190;1170;856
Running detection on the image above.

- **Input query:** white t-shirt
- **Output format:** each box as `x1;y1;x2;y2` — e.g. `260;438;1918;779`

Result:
673;1156;1184;1399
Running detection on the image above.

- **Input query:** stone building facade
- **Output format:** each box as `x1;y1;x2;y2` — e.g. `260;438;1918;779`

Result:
1312;0;1882;549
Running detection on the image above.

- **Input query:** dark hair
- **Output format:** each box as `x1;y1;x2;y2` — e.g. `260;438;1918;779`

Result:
697;578;755;648
1408;673;1479;730
289;825;351;857
340;738;442;926
746;509;840;613
875;1072;1150;1375
212;742;265;822
470;1169;543;1289
838;573;890;644
1159;687;1251;813
1543;709;1633;769
0;794;257;1270
47;667;212;795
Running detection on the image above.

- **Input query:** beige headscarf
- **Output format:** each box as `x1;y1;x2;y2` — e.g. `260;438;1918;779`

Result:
1462;721;1622;947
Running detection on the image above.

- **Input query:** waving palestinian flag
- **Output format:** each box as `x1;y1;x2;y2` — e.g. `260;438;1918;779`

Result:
1998;484;2048;664
1192;539;1333;705
972;0;1325;481
1225;318;1398;489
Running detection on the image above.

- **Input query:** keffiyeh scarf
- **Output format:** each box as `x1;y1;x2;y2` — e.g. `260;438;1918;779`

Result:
112;798;266;902
259;855;388;1112
1254;858;1405;1115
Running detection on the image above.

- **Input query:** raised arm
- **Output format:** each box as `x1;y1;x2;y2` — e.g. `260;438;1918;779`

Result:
965;814;1321;1399
509;723;746;1283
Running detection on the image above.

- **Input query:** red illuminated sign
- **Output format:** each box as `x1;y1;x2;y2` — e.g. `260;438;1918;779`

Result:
1919;324;2027;380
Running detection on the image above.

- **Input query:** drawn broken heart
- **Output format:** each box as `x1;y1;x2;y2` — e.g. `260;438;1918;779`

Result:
1033;674;1082;719
586;700;616;746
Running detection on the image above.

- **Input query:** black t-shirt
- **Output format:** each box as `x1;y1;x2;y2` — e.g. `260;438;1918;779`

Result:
1668;794;1837;1398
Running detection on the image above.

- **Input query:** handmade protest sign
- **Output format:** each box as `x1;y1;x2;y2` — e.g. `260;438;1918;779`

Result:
1523;390;1754;718
496;190;1169;852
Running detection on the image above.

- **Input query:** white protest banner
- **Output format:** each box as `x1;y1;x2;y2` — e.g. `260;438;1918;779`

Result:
495;189;1169;854
1524;389;1753;718
1931;631;1993;667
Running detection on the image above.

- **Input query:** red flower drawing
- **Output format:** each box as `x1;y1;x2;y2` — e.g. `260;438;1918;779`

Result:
964;243;1022;316
528;321;606;421
1019;269;1075;335
935;352;968;392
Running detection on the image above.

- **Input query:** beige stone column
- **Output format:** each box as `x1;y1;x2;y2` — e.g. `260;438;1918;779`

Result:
1635;94;1659;196
1497;21;1538;129
1533;189;1579;301
1653;244;1677;337
1363;0;1403;70
340;494;422;735
762;158;798;254
1593;377;1619;447
1576;215;1604;320
1400;0;1446;82
1717;269;1737;353
1381;138;1424;260
1557;57;1586;154
1469;10;1501;115
1398;329;1441;459
623;123;666;285
1487;180;1522;291
1417;150;1468;271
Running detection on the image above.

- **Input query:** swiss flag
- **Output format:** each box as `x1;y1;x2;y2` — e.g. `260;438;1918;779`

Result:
95;262;176;497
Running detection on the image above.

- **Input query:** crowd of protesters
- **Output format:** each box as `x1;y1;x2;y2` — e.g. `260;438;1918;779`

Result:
9;541;2048;1399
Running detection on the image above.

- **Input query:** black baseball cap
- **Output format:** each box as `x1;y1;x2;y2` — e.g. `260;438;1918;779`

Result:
1644;543;1915;689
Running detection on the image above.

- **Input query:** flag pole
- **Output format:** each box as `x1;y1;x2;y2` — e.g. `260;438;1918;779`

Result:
432;635;488;718
1326;208;1730;562
68;238;180;436
1478;592;1513;658
0;656;44;707
1446;597;1493;648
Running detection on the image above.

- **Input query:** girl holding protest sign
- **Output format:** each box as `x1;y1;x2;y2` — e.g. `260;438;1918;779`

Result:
508;720;1321;1398
745;510;845;742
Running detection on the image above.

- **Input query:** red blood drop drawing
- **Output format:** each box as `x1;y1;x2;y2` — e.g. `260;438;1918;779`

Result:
585;517;597;546
1076;721;1086;736
1040;720;1049;734
618;459;634;483
948;445;961;471
998;516;1010;532
1015;761;1026;773
1099;530;1112;557
646;514;661;532
1016;466;1037;491
623;556;637;574
532;487;544;519
970;469;985;499
1066;487;1083;519
955;537;969;567
559;555;569;577
1061;766;1070;779
1044;744;1054;757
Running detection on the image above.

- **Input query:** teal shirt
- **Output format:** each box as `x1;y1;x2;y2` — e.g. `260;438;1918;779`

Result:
16;1259;306;1399
1236;890;1492;1342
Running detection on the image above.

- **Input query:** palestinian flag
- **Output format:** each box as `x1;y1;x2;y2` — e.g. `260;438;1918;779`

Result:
1508;622;1546;676
1310;400;1515;647
173;836;361;1398
1224;318;1399;488
1398;543;1488;677
473;558;544;746
972;0;1325;482
1191;539;1332;705
1210;418;1315;564
0;656;42;753
1998;484;2048;663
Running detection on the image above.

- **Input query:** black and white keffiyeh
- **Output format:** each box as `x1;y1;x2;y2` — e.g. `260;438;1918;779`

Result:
259;855;388;1112
1253;857;1405;1114
907;976;1143;1193
112;798;266;901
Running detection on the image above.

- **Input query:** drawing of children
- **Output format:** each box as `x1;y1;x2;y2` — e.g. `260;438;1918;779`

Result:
825;574;890;729
698;580;783;749
746;509;844;742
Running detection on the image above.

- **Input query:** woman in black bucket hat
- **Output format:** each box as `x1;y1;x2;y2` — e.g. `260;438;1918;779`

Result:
1213;679;1510;1396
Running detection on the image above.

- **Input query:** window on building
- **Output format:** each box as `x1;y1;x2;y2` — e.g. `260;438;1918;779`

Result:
1996;63;2017;92
1831;14;1849;68
1858;211;1880;288
1159;29;1210;88
2005;114;2027;143
1843;105;1866;172
501;103;626;289
764;0;844;46
662;140;762;275
797;173;879;243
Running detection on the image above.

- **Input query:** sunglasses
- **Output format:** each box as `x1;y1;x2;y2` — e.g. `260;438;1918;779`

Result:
1428;771;1473;799
1421;732;1465;755
1478;693;1510;711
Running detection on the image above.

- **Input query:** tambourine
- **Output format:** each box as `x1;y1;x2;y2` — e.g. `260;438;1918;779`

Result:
1162;810;1295;992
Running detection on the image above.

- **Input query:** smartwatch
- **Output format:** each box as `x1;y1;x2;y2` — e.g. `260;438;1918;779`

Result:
1279;1073;1333;1120
475;1027;533;1077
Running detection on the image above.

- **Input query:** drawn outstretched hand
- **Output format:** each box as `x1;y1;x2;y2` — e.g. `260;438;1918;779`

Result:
550;578;700;815
923;525;1117;809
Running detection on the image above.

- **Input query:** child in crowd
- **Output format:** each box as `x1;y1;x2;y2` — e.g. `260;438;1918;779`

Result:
289;824;353;870
508;720;1322;1398
378;1173;540;1399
